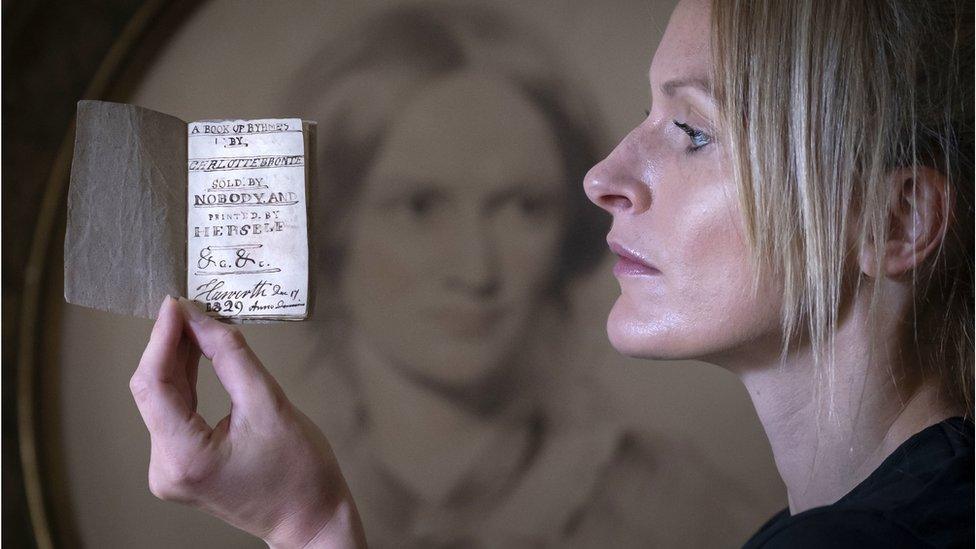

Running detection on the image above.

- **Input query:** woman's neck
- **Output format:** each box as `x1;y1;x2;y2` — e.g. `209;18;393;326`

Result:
724;287;959;514
352;332;532;502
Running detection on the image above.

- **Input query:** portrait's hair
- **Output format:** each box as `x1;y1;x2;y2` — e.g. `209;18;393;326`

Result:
285;3;609;314
712;0;974;414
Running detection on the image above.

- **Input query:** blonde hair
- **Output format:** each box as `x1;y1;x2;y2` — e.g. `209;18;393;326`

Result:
712;0;974;415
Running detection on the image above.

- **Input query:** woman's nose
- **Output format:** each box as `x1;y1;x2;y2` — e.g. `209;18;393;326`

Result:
583;129;652;216
444;214;499;297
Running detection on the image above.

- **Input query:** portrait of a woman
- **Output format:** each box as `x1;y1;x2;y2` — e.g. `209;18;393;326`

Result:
128;0;973;547
282;4;755;546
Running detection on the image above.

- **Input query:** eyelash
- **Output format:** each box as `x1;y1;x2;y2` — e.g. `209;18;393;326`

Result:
640;111;713;154
673;120;712;153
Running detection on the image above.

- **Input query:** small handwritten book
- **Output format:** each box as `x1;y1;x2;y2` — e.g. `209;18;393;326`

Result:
65;100;314;322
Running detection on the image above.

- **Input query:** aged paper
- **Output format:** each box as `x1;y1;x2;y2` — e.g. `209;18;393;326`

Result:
65;101;312;321
65;100;187;318
186;119;310;320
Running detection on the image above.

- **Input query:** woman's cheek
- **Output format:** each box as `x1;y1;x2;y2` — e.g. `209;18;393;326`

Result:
345;213;425;316
671;187;777;349
675;212;740;309
613;175;749;353
495;219;562;300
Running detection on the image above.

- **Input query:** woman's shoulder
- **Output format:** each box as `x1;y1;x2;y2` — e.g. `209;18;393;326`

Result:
744;508;924;548
745;501;972;549
745;417;974;549
847;417;973;544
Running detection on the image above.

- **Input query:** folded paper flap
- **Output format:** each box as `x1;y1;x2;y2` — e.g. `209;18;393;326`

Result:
65;100;187;319
303;120;316;321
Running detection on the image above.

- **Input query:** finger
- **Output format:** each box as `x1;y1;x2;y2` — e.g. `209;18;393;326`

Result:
136;295;185;383
170;331;202;412
177;298;283;414
186;344;202;412
131;296;204;438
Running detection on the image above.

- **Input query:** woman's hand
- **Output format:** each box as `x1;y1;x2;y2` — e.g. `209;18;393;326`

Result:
129;296;367;548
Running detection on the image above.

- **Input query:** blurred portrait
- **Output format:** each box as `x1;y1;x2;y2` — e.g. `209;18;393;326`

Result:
285;4;749;546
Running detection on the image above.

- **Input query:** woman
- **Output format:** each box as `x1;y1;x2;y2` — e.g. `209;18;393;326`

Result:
290;3;608;436
278;5;752;546
130;0;973;547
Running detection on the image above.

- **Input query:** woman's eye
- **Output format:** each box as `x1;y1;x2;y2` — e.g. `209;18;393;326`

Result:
519;196;548;216
492;192;557;225
400;191;443;219
409;195;431;215
672;120;712;153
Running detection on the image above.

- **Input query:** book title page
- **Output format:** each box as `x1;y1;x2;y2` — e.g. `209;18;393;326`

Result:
186;118;309;320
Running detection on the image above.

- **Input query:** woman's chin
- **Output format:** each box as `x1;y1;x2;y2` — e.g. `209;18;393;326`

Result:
606;301;682;360
392;343;509;391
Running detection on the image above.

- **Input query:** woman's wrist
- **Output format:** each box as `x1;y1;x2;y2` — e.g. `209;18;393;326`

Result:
264;492;367;549
303;497;367;549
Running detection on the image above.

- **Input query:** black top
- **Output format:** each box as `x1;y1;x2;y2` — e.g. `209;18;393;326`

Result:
743;417;974;548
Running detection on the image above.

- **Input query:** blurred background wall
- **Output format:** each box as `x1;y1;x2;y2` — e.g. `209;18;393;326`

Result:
4;1;787;547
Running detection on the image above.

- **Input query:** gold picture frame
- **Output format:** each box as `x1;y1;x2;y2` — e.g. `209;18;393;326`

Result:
15;2;202;546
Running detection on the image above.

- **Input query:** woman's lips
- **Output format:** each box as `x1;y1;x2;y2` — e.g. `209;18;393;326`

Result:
609;241;661;277
427;305;505;338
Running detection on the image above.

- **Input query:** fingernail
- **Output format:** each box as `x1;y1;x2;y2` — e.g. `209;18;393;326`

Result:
178;297;208;322
157;294;172;315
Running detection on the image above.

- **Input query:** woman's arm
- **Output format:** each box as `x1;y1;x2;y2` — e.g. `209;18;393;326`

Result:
129;296;367;548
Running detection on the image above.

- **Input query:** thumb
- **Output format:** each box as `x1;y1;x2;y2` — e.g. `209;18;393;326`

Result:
177;298;284;415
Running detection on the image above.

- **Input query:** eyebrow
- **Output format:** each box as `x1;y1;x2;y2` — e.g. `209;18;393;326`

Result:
660;77;713;98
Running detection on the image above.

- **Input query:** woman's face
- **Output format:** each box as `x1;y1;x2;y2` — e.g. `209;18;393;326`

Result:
584;0;783;366
343;71;566;388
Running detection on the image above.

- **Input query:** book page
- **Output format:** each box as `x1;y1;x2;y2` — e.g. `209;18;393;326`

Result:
186;118;309;321
65;101;187;318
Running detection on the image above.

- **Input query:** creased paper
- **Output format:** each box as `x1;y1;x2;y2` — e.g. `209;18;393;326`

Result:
64;101;313;321
64;100;186;319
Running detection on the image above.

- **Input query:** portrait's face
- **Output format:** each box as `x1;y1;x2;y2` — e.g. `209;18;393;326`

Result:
584;0;783;365
343;71;566;388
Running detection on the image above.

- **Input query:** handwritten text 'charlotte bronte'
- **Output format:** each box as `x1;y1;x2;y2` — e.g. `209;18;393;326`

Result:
188;155;304;172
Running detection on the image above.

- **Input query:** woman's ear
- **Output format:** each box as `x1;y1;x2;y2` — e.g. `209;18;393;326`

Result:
858;166;951;278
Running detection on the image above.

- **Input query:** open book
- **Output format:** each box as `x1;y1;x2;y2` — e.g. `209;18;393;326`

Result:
65;100;314;322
